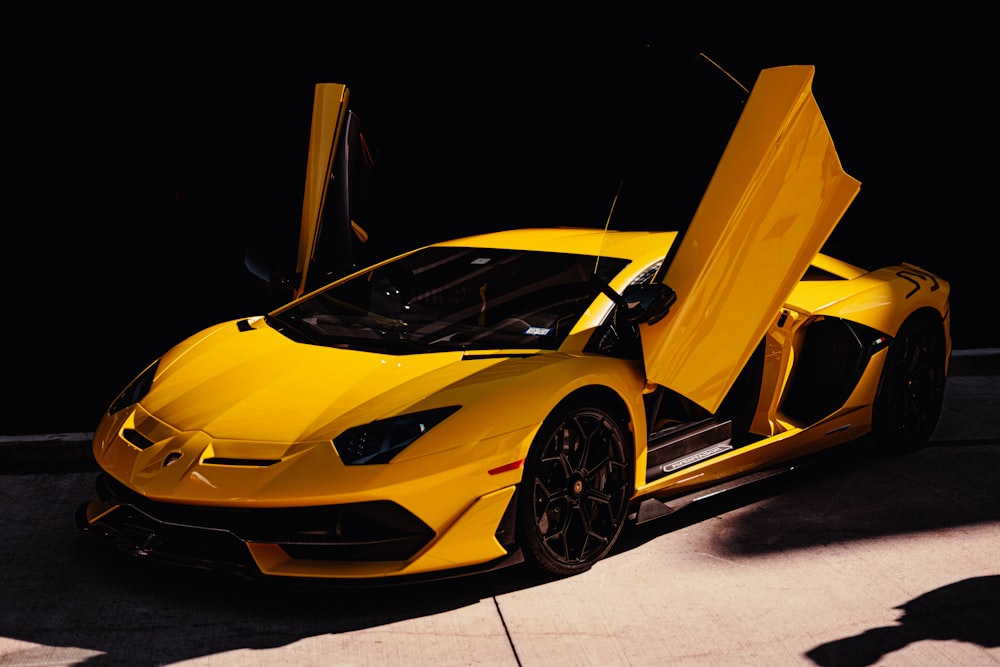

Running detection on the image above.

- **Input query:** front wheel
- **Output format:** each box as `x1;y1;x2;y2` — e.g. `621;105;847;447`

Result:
871;312;947;454
518;398;633;577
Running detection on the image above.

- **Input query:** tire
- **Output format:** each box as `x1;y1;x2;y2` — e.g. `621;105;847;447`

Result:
871;312;947;455
518;398;633;576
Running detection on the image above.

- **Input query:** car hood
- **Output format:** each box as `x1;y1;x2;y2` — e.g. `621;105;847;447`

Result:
143;319;497;443
642;64;860;412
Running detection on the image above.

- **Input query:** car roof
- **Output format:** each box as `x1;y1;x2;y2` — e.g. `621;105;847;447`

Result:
435;227;677;266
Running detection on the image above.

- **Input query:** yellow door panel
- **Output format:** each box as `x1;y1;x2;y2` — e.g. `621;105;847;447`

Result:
296;83;350;298
642;65;860;413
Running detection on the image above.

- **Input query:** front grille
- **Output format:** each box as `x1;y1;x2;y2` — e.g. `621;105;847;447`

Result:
93;474;435;566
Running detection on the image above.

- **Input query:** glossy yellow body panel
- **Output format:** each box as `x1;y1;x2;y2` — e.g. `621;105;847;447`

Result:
787;262;950;335
90;326;652;576
87;220;950;578
643;66;860;413
436;227;677;271
81;66;952;582
247;486;517;578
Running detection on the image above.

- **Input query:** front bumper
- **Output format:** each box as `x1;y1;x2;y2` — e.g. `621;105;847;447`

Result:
77;473;523;584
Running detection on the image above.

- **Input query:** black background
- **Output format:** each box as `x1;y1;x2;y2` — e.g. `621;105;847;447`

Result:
3;9;994;435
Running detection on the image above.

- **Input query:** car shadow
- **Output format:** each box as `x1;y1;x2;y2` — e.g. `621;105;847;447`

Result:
0;471;561;666
609;437;1000;559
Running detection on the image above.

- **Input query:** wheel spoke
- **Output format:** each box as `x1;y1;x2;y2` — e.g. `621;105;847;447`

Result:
527;406;631;569
898;328;944;434
873;314;946;454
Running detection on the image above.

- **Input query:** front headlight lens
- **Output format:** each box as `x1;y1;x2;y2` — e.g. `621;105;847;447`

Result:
108;359;160;414
334;406;460;465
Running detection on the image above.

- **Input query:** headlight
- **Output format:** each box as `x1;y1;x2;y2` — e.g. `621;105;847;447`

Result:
108;359;160;414
334;406;460;465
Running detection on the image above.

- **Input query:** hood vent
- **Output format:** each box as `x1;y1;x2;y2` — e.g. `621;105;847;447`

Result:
122;428;155;450
202;457;280;467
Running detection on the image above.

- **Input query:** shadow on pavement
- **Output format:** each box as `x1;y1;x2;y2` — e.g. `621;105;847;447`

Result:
0;472;554;666
2;434;997;665
805;575;1000;666
610;437;1000;559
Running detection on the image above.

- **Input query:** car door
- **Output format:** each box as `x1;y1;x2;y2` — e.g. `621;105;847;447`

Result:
296;83;378;298
641;64;861;414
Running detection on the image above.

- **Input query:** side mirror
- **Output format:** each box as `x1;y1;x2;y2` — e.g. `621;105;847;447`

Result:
620;282;677;325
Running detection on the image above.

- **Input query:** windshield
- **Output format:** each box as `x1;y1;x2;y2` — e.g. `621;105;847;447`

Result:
268;246;630;354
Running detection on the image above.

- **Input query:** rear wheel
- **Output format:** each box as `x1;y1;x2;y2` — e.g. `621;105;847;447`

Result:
872;312;947;454
518;398;633;577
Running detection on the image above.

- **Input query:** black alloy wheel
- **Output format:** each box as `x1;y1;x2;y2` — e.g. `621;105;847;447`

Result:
872;311;947;454
518;399;633;576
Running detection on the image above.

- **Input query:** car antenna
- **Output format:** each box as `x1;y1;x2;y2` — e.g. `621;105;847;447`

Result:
592;175;628;304
697;52;749;95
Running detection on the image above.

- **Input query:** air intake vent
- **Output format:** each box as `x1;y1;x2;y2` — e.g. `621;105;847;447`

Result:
202;457;280;467
122;428;155;450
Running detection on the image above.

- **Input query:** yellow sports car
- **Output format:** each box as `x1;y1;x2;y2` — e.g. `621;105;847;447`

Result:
76;62;951;583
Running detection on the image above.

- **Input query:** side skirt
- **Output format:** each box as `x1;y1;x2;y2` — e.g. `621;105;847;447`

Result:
630;465;794;525
645;417;734;483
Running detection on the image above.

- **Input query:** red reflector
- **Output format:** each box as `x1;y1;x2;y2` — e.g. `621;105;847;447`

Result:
488;459;524;475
